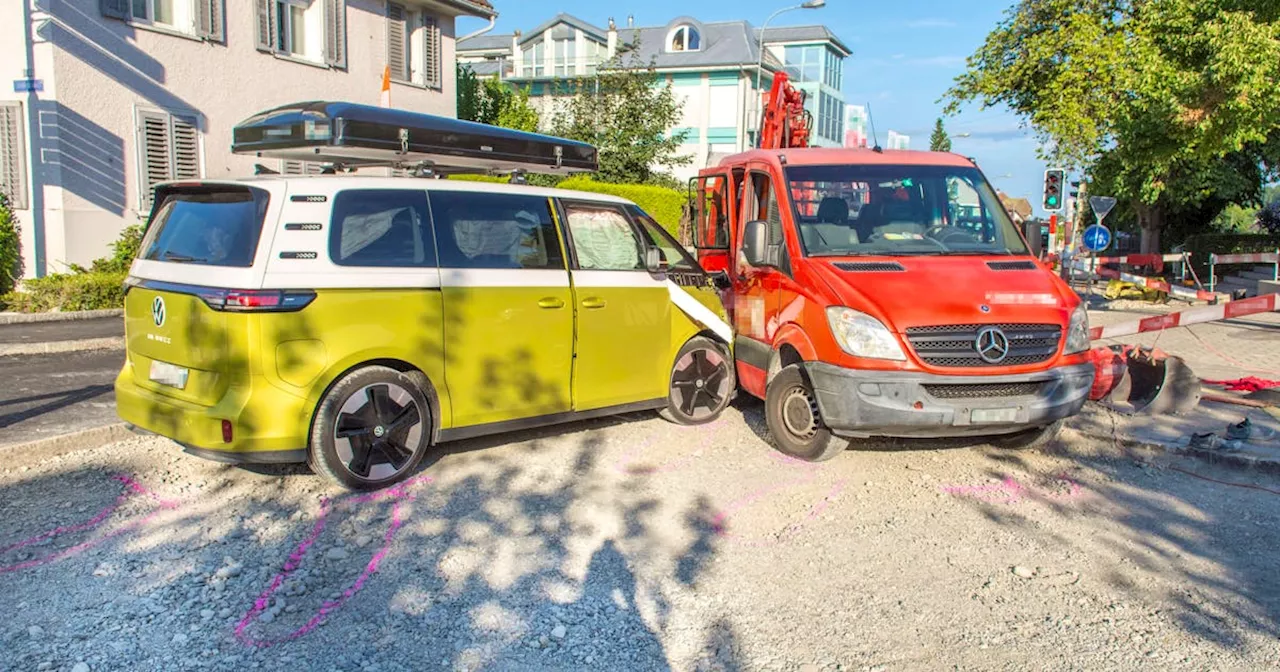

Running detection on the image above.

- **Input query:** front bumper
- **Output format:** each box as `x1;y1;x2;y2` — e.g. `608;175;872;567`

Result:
805;361;1094;439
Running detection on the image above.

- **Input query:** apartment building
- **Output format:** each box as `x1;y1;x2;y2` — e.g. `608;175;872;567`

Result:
1;0;494;277
457;13;850;181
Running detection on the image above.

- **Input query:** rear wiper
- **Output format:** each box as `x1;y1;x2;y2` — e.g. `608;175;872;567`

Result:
161;252;208;263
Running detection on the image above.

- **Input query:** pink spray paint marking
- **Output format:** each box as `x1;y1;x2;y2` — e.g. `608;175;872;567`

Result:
233;475;432;648
941;474;1083;505
0;474;180;575
709;453;847;547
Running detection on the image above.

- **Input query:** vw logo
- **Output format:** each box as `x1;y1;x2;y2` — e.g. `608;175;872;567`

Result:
974;326;1010;364
151;296;166;328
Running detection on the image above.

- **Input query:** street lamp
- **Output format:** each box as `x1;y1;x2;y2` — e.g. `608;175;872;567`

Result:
754;0;825;147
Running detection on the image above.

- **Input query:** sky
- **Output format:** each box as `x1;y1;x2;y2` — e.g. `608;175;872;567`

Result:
457;0;1054;216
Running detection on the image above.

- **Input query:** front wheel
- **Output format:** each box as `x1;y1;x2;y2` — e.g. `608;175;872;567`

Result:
765;364;846;462
660;336;735;425
309;366;432;490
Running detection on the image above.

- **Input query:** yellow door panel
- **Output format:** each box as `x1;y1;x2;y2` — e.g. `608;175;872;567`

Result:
571;271;671;410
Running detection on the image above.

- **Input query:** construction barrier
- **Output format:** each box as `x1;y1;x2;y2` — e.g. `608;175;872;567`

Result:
1208;250;1279;293
1089;293;1279;341
1072;260;1221;302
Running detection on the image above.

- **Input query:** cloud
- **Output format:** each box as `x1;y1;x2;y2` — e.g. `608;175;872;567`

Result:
906;18;957;28
891;53;905;60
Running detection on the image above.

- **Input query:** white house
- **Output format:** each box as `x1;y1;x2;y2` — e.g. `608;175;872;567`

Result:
1;0;495;278
457;13;851;182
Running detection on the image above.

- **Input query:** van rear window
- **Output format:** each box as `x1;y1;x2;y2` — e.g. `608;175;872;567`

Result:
142;187;269;267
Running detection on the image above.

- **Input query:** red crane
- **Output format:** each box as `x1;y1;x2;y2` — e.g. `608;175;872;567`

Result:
757;71;812;149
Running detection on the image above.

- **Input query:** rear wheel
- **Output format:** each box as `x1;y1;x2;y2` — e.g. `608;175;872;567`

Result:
660;336;735;425
765;364;846;462
310;366;432;490
991;419;1064;451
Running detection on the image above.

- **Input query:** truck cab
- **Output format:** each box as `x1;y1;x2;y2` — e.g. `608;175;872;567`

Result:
692;148;1094;460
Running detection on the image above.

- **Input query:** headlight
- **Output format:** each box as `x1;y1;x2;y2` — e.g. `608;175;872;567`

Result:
1064;303;1090;354
826;307;906;361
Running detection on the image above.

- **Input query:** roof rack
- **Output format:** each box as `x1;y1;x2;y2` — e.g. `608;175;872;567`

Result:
231;101;598;176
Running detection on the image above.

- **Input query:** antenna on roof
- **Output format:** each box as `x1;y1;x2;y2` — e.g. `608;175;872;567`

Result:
865;102;883;153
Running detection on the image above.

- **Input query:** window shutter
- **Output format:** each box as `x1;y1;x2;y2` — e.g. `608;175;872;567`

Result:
324;0;347;69
196;0;224;42
255;0;274;52
171;115;201;180
138;110;173;211
387;3;408;81
0;103;28;210
422;15;440;89
100;0;129;20
281;160;322;175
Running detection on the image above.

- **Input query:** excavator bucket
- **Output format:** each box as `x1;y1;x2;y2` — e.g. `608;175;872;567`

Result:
1088;345;1201;415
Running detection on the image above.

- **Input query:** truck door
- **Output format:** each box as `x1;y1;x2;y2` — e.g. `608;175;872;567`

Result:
732;168;788;391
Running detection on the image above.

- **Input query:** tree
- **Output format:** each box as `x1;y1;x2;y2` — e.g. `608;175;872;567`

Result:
1259;200;1280;235
456;65;539;132
929;118;952;152
548;45;689;185
944;0;1280;253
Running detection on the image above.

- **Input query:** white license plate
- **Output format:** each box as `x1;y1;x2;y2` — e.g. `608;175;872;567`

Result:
971;407;1018;424
149;360;189;389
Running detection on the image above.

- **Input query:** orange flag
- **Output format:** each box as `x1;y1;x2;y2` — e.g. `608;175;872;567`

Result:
379;65;391;108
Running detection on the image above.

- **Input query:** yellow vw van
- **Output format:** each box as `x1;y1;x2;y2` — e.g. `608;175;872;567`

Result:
115;103;733;489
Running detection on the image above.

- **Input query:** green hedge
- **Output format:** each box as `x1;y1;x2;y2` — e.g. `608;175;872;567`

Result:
1181;233;1280;276
0;194;20;296
555;177;686;236
1;271;127;313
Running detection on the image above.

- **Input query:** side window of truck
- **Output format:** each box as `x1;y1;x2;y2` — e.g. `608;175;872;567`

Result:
745;172;792;275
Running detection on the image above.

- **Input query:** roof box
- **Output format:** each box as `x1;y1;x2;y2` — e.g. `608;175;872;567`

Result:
231;101;597;175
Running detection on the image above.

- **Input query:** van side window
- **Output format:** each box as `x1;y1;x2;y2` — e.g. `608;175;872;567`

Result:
562;202;645;271
629;206;696;271
329;189;435;267
429;192;564;269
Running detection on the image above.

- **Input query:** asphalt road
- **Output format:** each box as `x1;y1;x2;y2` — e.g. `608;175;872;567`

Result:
0;317;125;345
0;349;125;447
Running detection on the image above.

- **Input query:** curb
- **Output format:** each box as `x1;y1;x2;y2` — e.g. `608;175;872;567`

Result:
1070;427;1280;476
0;309;123;325
1;423;135;471
0;336;125;358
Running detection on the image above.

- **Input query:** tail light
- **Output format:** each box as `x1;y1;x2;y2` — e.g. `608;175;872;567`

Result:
199;289;316;312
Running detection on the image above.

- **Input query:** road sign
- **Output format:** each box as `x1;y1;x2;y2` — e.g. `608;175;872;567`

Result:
1083;224;1111;252
12;78;43;93
1089;196;1117;222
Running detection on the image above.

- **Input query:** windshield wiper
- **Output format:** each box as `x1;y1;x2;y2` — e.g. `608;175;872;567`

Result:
161;252;208;263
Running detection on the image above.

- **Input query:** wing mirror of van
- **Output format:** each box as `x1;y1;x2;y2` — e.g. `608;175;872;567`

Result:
742;220;773;268
645;247;668;274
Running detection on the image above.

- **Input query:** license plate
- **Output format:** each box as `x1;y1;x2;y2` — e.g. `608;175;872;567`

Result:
971;407;1018;424
149;360;189;389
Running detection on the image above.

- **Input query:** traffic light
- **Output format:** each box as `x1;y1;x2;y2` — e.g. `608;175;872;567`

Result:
1043;169;1065;211
1069;180;1080;200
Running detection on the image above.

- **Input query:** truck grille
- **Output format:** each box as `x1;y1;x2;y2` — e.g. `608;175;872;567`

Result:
922;382;1044;399
904;323;1062;368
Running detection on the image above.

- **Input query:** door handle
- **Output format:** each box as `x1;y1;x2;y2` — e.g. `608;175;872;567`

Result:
581;297;607;309
537;297;566;309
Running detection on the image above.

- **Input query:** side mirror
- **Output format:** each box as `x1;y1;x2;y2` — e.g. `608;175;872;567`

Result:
742;220;771;267
645;247;667;274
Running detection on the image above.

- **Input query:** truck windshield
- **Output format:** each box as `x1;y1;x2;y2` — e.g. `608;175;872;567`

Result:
785;165;1029;257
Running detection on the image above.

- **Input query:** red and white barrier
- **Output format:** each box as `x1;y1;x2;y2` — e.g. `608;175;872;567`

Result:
1089;293;1279;340
1210;252;1279;265
1073;261;1222;302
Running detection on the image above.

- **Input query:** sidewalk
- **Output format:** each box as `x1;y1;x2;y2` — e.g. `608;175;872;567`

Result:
0;315;124;356
1078;298;1280;470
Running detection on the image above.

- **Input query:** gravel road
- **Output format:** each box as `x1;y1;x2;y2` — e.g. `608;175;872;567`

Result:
3;400;1279;671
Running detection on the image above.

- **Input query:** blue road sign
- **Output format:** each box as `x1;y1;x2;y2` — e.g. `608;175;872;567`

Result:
12;79;43;93
1082;224;1112;252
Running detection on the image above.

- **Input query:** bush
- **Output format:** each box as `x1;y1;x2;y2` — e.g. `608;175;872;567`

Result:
1181;232;1280;277
92;223;144;274
554;177;686;236
0;271;126;313
0;193;21;296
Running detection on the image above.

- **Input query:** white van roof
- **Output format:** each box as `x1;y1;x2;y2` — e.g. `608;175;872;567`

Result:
163;176;634;206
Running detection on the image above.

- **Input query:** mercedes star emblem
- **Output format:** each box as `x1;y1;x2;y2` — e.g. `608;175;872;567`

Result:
974;326;1010;364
